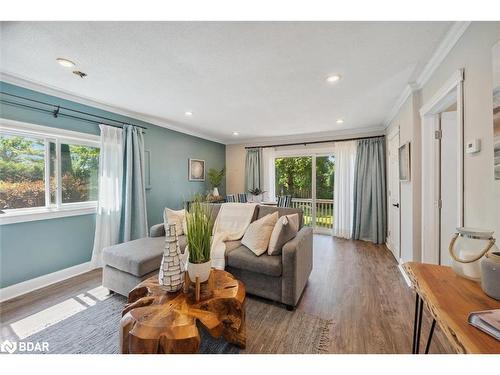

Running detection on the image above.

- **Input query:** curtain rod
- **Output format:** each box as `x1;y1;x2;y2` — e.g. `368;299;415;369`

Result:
0;91;147;130
244;134;384;149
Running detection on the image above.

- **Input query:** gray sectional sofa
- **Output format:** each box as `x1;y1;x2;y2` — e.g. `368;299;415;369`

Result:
102;204;313;309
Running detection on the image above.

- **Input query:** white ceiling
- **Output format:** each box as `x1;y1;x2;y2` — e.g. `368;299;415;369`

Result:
0;21;453;144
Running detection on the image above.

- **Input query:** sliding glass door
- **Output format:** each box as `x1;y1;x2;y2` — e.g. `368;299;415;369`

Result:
274;154;334;233
275;156;313;226
314;155;335;232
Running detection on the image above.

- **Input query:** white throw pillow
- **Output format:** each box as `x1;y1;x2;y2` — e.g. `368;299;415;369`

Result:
241;211;279;256
164;208;187;236
268;213;299;255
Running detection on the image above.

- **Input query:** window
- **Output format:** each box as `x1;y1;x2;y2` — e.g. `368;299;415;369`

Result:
60;143;99;204
0;134;46;209
0;120;100;222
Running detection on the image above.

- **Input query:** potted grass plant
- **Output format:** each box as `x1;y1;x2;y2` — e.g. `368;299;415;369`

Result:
186;196;214;283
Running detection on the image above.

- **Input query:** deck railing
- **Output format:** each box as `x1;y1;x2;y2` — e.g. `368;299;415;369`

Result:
290;198;334;230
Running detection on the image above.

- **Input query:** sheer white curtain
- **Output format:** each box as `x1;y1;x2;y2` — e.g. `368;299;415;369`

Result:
333;140;357;238
91;125;124;268
261;147;276;201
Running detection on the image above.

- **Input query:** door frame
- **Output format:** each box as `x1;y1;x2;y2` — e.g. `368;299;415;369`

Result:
419;69;464;264
387;126;401;261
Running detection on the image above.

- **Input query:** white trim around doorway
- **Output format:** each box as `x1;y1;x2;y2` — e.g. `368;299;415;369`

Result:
419;69;464;264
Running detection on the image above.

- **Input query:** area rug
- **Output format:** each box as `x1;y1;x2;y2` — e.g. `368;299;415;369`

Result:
25;294;332;354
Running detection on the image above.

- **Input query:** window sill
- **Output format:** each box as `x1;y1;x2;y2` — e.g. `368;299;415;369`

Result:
0;205;97;225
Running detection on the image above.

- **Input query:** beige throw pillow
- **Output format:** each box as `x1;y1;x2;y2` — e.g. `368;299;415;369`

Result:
241;211;279;256
164;208;187;236
268;213;299;255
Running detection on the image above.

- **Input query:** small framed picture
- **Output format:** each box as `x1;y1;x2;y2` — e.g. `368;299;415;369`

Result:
189;158;205;181
399;142;411;182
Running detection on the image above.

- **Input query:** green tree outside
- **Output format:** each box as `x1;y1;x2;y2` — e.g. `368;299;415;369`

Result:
274;155;335;228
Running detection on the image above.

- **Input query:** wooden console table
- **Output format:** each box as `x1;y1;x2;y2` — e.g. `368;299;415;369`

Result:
403;262;500;354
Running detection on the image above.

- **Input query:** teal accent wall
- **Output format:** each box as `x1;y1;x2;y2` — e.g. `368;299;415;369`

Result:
0;82;225;288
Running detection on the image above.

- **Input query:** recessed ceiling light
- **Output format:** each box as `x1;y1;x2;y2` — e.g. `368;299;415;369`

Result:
326;74;341;83
336;119;344;124
185;111;193;117
232;132;239;136
56;58;76;68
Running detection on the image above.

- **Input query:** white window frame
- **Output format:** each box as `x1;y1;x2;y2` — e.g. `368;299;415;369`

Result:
0;118;100;225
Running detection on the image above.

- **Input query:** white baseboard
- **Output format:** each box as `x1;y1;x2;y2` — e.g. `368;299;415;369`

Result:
0;262;93;303
397;262;413;289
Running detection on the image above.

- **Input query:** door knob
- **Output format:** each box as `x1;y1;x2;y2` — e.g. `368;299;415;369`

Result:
392;203;400;208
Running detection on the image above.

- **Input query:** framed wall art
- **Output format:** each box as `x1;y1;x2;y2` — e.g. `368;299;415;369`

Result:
188;158;205;181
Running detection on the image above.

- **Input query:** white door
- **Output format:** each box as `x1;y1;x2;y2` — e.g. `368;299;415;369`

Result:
387;131;400;261
439;111;459;266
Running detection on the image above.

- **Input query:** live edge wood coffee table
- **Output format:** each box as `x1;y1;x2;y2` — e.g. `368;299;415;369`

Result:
120;269;246;354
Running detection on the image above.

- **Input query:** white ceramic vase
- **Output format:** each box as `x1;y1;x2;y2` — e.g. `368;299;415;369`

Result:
187;260;211;283
213;187;219;196
252;194;262;203
159;224;184;292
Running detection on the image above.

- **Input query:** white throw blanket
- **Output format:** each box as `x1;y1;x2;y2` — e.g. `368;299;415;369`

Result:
210;203;257;269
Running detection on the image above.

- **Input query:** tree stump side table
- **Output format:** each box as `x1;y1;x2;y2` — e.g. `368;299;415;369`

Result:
120;269;246;354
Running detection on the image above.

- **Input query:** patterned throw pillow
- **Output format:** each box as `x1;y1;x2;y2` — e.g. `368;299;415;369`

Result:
164;208;187;236
267;213;299;255
241;211;279;256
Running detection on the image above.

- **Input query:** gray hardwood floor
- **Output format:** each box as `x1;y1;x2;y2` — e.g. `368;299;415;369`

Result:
0;235;453;353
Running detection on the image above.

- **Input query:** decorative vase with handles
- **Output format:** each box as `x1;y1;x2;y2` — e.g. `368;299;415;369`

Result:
448;227;497;281
187;260;211;283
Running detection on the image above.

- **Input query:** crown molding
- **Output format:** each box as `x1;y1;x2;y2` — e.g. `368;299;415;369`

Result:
415;21;471;89
227;125;386;146
0;71;226;144
383;82;419;129
383;21;471;128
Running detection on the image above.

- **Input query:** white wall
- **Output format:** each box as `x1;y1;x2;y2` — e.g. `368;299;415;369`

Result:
387;22;500;262
226;144;246;194
421;22;500;242
386;92;422;262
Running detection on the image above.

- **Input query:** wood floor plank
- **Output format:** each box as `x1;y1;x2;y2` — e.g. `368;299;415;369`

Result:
0;236;454;353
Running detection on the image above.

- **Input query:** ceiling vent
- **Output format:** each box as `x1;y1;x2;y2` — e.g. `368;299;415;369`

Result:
72;70;87;78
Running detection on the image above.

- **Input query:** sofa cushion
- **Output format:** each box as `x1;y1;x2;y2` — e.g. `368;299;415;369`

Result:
241;211;279;256
268;213;299;256
208;203;222;223
225;240;242;254
102;237;165;277
256;205;304;229
227;245;282;277
164;208;187;235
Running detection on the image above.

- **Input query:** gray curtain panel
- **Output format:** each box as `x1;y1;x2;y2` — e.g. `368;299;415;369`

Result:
352;137;387;244
245;148;262;191
121;125;148;242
